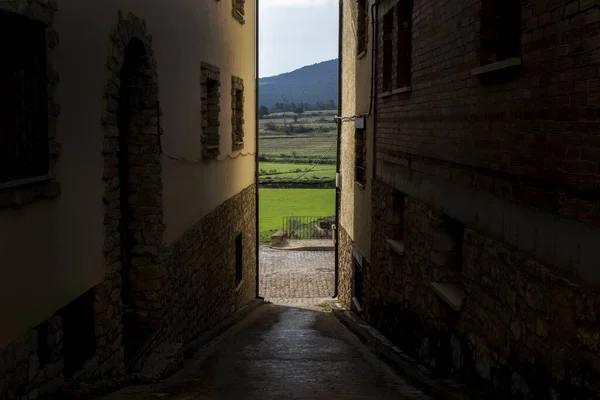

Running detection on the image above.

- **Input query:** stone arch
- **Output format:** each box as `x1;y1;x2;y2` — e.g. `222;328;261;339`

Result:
100;10;165;368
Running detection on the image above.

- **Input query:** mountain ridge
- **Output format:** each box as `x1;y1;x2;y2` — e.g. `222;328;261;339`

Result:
259;59;338;108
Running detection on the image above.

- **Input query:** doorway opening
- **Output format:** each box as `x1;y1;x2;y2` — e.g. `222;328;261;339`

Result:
256;0;340;307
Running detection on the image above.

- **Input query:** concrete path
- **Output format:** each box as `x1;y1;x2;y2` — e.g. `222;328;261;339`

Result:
259;246;334;306
102;305;431;399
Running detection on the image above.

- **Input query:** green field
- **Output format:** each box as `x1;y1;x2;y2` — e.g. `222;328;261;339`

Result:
258;110;337;165
259;162;336;181
259;188;335;242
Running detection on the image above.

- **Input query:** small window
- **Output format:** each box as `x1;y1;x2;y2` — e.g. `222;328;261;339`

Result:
36;322;52;366
0;9;49;184
355;128;366;184
396;0;413;88
381;8;394;92
353;248;366;307
59;288;96;378
392;191;405;240
233;0;245;24
357;0;368;56
235;233;243;285
231;76;245;151
201;62;221;159
479;0;521;66
442;215;465;271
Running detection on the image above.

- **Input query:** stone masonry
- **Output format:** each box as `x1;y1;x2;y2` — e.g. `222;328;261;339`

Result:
337;226;353;308
364;180;600;399
161;183;257;344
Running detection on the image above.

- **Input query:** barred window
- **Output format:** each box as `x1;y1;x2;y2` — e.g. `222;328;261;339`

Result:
200;62;221;159
231;76;245;151
355;128;366;185
0;9;49;184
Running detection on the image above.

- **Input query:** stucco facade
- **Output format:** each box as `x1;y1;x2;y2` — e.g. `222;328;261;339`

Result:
338;0;375;309
0;0;256;397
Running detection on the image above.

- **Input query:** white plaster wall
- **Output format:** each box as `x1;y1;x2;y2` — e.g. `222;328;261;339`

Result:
0;0;256;347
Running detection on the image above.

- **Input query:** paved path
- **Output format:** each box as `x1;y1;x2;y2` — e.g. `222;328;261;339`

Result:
259;245;334;306
103;305;431;399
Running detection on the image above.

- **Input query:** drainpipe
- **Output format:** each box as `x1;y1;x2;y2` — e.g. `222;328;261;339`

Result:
254;0;263;300
333;0;343;299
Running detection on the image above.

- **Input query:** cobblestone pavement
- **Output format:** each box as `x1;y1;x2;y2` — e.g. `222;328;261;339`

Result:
103;305;432;399
259;245;335;306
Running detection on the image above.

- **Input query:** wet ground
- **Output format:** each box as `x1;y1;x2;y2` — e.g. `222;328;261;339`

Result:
103;305;431;399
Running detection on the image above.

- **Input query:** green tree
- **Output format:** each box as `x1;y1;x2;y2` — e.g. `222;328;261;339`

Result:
258;105;270;119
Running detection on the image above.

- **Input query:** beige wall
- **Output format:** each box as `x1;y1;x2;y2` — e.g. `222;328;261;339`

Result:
340;0;374;260
0;0;255;347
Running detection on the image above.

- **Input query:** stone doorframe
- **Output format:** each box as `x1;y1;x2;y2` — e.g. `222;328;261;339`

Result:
95;10;165;377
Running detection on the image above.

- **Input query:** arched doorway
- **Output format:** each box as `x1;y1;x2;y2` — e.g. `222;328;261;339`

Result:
101;11;165;370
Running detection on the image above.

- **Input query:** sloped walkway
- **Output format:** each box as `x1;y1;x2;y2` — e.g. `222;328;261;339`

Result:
102;305;431;399
259;245;335;306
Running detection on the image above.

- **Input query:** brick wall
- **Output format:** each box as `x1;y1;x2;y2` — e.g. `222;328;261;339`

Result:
375;0;600;228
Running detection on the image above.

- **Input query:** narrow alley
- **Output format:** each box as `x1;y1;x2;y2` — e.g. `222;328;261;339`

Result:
102;304;431;400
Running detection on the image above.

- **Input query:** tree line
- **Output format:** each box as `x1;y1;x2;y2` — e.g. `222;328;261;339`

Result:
258;99;337;119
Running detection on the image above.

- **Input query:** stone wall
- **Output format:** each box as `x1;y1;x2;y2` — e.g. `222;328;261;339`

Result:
0;317;63;399
365;179;600;398
162;183;257;344
337;225;353;308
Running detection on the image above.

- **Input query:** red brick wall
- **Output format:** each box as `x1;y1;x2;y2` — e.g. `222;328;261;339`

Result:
375;0;600;227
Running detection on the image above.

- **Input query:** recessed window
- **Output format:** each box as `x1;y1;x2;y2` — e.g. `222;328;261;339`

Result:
232;0;245;24
357;0;368;56
59;288;96;378
355;128;366;184
0;9;49;184
231;76;245;151
201;62;221;159
479;0;521;66
396;0;413;88
235;233;243;285
381;8;394;92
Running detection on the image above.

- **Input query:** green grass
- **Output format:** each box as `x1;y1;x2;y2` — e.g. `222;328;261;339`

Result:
259;188;335;242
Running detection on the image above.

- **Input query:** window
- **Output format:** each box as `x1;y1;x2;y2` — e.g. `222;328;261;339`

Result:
479;0;521;66
59;288;96;378
355;128;366;184
353;245;367;308
396;0;413;88
357;0;368;56
0;9;49;184
235;233;243;285
232;0;245;24
231;76;245;151
381;8;394;92
201;62;221;159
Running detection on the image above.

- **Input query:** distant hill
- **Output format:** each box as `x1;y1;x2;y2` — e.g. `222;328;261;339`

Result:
259;59;338;109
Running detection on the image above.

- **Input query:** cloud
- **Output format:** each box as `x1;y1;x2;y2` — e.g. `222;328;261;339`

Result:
260;0;336;8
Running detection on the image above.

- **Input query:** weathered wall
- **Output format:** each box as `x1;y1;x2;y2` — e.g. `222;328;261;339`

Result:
0;0;255;352
337;225;353;308
339;0;374;266
0;0;256;398
162;183;257;344
367;180;600;398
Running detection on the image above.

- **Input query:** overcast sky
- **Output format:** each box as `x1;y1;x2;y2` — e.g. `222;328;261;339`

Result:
259;0;339;77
